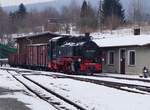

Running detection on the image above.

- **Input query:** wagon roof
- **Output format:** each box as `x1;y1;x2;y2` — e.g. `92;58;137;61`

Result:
93;34;150;48
13;31;59;39
27;43;48;46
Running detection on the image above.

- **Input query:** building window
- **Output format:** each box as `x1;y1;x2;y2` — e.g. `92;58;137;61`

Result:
108;51;114;65
128;50;136;66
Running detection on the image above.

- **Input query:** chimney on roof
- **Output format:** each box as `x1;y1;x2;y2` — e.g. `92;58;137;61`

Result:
134;28;140;35
85;32;90;37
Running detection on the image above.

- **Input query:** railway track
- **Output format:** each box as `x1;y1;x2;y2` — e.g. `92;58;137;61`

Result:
62;74;150;94
1;67;150;95
25;73;150;95
5;69;86;110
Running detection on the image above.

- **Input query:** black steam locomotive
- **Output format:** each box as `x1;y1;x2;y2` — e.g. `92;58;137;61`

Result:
9;34;102;74
48;34;102;74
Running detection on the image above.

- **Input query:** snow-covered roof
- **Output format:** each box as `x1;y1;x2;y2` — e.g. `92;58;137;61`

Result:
13;31;59;39
27;43;48;46
50;36;63;41
93;34;150;47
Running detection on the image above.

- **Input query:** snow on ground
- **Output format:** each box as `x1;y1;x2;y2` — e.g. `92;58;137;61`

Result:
91;28;133;38
39;71;150;88
91;27;150;38
96;73;143;78
0;93;56;110
28;74;150;110
0;69;56;110
96;72;150;80
0;70;26;90
1;67;150;110
2;66;150;87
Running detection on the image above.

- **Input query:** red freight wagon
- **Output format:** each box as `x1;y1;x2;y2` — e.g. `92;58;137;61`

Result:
18;52;26;66
26;44;48;70
26;45;37;66
37;44;48;68
14;54;19;66
8;52;25;67
26;46;32;66
8;53;16;66
32;46;38;66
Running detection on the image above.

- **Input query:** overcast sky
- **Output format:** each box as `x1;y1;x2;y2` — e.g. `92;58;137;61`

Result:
0;0;54;6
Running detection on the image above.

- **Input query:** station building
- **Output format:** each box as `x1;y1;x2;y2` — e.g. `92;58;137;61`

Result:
94;34;150;75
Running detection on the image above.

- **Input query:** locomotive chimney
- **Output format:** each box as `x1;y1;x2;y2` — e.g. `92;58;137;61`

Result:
134;28;140;35
85;32;90;37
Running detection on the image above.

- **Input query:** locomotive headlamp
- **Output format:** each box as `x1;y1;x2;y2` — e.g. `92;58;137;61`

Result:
102;58;105;62
78;58;81;62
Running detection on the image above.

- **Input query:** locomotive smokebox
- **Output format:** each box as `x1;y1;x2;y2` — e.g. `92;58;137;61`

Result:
85;33;90;37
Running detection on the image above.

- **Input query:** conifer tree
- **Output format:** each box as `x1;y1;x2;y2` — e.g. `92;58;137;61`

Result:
17;3;27;19
80;0;97;33
102;0;125;28
9;3;27;33
80;0;88;18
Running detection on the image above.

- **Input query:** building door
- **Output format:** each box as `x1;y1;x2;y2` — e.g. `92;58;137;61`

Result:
120;49;126;74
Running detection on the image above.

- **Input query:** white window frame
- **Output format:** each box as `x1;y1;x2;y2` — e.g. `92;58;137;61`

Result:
108;51;115;65
128;50;136;66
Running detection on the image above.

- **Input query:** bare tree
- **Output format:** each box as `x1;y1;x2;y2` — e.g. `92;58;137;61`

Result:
23;9;43;32
43;7;60;32
0;6;9;42
61;0;81;33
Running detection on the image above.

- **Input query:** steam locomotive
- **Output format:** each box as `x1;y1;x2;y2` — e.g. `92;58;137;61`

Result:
9;34;102;74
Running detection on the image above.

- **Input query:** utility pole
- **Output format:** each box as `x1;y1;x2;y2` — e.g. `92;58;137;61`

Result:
111;1;114;34
133;0;141;35
98;0;103;33
138;0;142;35
134;0;141;27
137;0;140;26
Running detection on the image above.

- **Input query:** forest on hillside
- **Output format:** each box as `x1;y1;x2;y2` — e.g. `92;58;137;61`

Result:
0;0;150;46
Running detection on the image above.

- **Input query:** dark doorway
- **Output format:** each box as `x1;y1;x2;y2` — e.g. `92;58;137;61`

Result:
120;49;126;74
